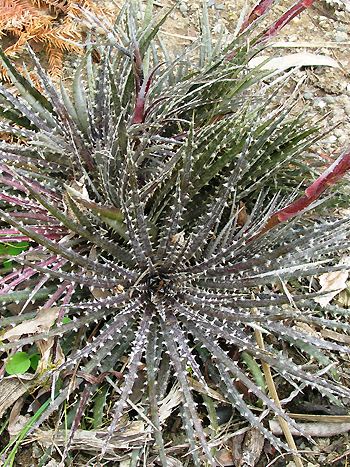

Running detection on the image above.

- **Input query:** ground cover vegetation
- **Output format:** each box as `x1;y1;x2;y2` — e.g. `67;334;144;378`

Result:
0;0;350;465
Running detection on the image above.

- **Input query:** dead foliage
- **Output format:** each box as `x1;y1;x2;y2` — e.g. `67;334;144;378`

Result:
0;0;108;78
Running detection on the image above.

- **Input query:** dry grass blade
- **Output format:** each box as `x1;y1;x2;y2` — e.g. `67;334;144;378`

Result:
253;318;304;467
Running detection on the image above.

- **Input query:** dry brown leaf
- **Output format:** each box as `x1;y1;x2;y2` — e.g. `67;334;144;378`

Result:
188;376;227;402
164;457;185;467
170;231;185;246
36;338;65;373
0;308;64;419
338;288;350;307
295;321;320;337
34;422;150;452
0;375;35;418
239;428;265;467
215;449;234;466
248;52;341;72
237;202;248;227
315;261;349;307
89;285;111;299
290;413;350;422
2;307;60;341
158;385;182;424
8;396;29;437
320;328;350;344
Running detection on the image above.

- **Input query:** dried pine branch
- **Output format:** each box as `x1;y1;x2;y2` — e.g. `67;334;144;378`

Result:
0;0;108;78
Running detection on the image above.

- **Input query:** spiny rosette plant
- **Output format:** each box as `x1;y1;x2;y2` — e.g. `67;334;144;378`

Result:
0;1;350;465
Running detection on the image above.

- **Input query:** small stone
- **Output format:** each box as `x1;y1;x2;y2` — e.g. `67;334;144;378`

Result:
303;91;313;100
334;31;348;42
326;135;338;144
336;24;348;32
215;3;225;10
179;2;188;14
314;98;327;109
43;461;60;467
334;131;343;139
323;95;335;104
319;19;330;30
334;128;344;137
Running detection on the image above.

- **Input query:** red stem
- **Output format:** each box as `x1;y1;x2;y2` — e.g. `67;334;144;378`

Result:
257;148;350;236
132;63;164;124
226;0;314;61
240;0;275;33
258;0;314;44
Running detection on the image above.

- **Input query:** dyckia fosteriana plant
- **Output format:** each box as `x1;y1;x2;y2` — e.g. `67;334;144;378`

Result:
0;0;350;465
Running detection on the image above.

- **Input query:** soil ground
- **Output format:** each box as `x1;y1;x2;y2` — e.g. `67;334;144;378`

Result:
153;0;350;155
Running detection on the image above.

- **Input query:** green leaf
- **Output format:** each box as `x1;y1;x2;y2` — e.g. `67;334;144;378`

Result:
5;352;31;375
61;316;72;325
1;398;51;466
2;259;12;271
30;354;40;371
241;351;266;398
138;4;174;56
92;385;109;428
0;241;29;257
